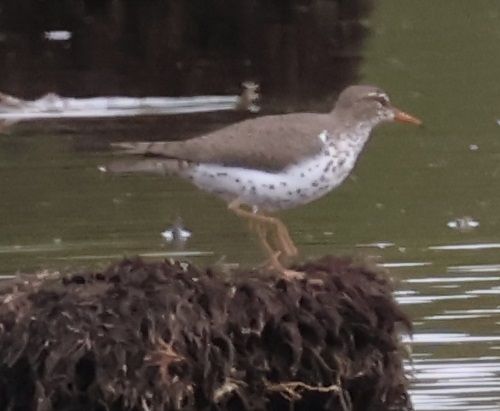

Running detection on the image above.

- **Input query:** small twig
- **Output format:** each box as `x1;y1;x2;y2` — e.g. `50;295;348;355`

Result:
337;384;351;411
265;380;341;402
213;378;247;402
144;336;184;382
141;397;151;411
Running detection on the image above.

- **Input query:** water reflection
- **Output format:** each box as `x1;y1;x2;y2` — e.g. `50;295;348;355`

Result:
410;358;500;411
399;258;500;411
429;243;500;251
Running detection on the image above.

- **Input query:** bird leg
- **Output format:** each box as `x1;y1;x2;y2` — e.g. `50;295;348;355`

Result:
254;222;304;280
248;212;298;258
228;200;304;280
260;213;299;258
254;222;283;270
228;200;297;258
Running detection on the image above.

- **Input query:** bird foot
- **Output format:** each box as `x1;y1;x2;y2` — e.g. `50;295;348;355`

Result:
257;251;283;270
280;269;306;281
258;253;305;281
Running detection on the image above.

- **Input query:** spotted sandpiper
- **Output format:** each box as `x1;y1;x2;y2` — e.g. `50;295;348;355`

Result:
104;85;421;278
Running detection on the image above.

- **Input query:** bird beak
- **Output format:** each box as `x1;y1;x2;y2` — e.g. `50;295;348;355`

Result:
392;107;422;125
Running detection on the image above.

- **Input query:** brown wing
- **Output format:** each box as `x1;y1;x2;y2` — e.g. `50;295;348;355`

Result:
112;113;331;172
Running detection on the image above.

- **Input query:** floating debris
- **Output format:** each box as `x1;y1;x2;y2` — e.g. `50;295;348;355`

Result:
44;31;72;41
161;217;192;242
469;144;479;151
357;241;395;249
0;81;260;125
447;216;479;232
235;81;260;113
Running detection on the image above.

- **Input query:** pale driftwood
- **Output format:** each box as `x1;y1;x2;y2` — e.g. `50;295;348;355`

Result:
0;82;260;127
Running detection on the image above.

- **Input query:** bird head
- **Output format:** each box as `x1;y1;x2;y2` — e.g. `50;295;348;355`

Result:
333;85;422;128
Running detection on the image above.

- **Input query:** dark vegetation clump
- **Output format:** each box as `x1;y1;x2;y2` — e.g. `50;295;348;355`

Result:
0;255;413;411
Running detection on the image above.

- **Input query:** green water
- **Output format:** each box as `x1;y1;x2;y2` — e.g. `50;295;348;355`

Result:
2;1;500;409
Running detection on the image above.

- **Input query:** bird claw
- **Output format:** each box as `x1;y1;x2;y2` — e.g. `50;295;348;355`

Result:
280;269;306;281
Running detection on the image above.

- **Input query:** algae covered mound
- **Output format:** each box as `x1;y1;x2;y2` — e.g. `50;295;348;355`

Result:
0;255;413;411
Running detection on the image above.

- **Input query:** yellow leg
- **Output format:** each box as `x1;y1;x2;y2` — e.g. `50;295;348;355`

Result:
262;213;299;258
254;222;283;269
255;222;304;279
228;200;304;280
251;213;298;258
228;200;297;257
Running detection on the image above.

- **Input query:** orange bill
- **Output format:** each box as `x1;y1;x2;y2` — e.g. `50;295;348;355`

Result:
393;108;422;126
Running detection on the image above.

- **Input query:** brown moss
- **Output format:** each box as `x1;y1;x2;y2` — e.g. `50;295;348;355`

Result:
0;255;412;411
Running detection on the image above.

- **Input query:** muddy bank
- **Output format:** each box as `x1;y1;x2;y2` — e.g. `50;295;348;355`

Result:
0;255;412;411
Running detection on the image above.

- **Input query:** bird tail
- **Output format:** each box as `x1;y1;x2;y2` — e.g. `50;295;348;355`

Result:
109;142;153;155
99;141;186;176
99;158;180;176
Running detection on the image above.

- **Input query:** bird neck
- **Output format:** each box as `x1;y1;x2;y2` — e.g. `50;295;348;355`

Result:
328;111;378;151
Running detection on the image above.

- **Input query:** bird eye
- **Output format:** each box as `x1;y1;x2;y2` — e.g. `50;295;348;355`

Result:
373;95;389;106
366;92;389;106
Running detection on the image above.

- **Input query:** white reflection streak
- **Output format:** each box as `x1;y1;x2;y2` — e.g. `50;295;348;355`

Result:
396;295;474;305
379;262;433;268
429;243;500;251
424;314;487;320
404;333;500;344
448;264;500;273
409;358;500;410
406;276;500;284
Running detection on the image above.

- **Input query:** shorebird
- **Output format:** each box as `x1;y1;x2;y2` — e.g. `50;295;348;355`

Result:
104;85;421;278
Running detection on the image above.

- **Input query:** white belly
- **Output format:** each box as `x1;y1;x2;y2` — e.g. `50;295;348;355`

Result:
182;146;357;211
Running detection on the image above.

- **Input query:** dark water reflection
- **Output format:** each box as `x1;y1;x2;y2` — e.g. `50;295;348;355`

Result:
2;1;500;410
